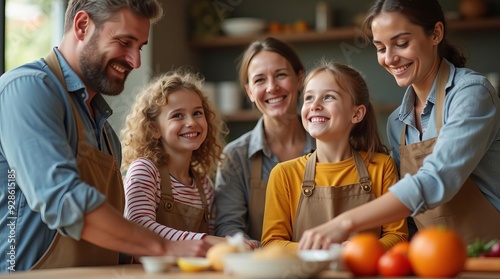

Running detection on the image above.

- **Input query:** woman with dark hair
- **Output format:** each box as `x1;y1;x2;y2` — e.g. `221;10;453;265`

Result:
298;0;500;249
215;38;315;246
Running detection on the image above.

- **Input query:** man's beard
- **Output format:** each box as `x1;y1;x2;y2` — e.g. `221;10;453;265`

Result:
79;34;130;96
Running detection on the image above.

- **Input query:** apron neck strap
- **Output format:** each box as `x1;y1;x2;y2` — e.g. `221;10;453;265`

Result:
400;59;450;145
302;151;317;196
44;50;86;143
302;149;372;195
158;166;209;211
352;149;372;192
434;59;449;135
251;152;263;180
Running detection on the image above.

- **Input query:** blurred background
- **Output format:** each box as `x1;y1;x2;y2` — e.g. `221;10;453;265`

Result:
1;0;499;144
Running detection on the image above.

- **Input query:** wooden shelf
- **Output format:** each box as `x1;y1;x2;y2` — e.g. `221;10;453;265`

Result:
222;109;262;122
191;28;357;49
191;17;500;49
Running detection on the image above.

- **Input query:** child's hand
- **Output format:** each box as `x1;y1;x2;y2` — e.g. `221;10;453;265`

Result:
243;239;260;250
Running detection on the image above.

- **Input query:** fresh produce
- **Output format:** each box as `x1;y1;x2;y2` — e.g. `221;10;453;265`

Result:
467;238;500;257
342;227;475;277
342;233;386;276
177;257;211;272
408;226;467;278
378;251;412;277
490;241;500;257
206;242;240;271
390;242;410;256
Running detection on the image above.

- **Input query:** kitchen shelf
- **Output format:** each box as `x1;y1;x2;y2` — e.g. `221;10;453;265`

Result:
222;109;262;122
191;27;357;48
191;17;500;49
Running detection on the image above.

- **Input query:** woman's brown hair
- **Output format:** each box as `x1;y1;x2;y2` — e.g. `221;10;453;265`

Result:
363;0;466;67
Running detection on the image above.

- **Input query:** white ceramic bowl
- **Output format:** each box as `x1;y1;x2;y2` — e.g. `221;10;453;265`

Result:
221;17;267;37
140;256;176;273
224;248;341;279
298;247;342;274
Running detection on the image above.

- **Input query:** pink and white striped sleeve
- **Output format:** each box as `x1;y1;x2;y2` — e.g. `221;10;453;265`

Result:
123;158;206;241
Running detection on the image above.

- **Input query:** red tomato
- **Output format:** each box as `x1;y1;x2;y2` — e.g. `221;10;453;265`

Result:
378;252;412;277
489;241;500;257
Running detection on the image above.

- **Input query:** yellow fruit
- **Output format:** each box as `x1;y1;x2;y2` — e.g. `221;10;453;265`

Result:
177;257;210;272
206;242;239;271
294;20;309;32
268;21;282;33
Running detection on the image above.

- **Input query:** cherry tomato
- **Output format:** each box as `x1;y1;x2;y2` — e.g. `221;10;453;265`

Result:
378;252;412;277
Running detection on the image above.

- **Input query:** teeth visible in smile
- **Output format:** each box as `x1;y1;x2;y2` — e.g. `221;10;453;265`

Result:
267;97;284;104
310;117;327;123
182;133;198;138
393;65;410;74
112;64;125;73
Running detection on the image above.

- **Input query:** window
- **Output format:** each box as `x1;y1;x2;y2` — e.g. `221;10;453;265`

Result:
3;0;65;72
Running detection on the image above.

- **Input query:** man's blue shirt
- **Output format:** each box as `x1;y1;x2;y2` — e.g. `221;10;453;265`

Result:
0;48;121;272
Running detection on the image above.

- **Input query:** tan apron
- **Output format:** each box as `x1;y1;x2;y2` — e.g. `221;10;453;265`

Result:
248;153;268;241
292;150;381;241
399;60;500;244
31;51;125;269
156;167;209;233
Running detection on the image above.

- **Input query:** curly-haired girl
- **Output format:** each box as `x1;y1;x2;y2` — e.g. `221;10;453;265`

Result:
121;69;227;246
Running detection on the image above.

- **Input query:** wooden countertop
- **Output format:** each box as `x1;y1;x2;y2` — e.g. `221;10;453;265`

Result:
1;264;499;279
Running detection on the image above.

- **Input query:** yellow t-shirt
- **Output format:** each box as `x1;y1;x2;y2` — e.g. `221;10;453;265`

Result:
261;152;407;251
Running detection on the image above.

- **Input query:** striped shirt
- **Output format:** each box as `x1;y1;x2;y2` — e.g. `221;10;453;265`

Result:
124;157;214;241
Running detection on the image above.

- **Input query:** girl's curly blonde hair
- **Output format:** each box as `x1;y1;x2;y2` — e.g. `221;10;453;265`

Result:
121;69;227;178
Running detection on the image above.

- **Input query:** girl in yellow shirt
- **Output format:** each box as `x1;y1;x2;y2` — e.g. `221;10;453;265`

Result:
261;61;408;251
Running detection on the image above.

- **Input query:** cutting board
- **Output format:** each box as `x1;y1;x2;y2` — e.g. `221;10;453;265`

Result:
464;258;500;272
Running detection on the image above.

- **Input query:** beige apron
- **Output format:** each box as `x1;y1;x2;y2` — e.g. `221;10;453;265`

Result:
156;167;209;233
292;150;381;241
399;60;500;244
31;50;125;269
248;153;268;241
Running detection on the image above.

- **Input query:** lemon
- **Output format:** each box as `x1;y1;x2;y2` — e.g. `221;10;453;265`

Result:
177;257;211;272
206;242;240;271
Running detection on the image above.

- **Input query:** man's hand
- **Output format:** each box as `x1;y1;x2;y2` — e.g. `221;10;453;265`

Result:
163;239;212;257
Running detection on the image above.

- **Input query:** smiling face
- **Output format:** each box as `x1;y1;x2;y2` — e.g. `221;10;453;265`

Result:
371;12;441;92
301;71;361;142
154;88;208;156
244;50;301;119
79;8;150;96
